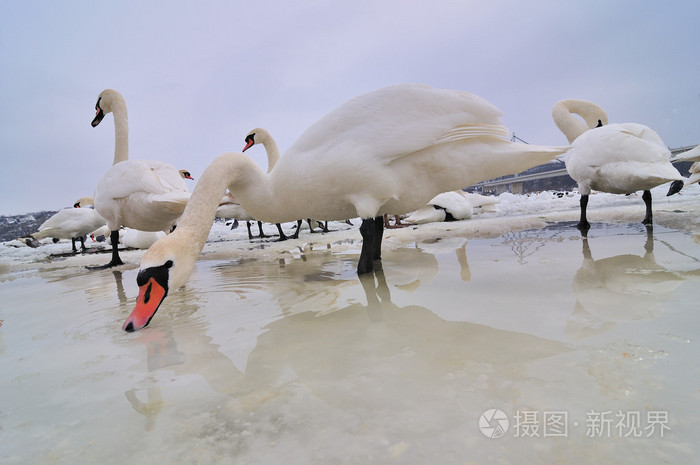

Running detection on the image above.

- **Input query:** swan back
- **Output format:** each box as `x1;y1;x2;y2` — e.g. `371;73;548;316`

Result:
565;123;683;194
286;84;508;160
32;207;107;240
252;84;566;221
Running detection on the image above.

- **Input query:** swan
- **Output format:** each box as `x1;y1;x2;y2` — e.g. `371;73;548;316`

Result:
242;128;318;239
552;99;685;230
29;200;107;252
404;191;473;224
90;89;190;269
122;83;568;331
214;128;286;239
462;191;499;213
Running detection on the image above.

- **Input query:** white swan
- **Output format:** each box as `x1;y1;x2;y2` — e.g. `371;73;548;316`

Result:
242;128;316;239
122;83;568;331
90;89;190;268
553;99;684;229
213;128;283;239
29;199;107;252
404;191;473;224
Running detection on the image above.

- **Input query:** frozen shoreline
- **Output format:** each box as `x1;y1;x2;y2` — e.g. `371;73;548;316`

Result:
2;185;699;274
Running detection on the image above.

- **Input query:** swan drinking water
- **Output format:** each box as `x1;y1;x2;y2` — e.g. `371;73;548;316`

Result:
89;89;191;269
122;84;568;331
552;99;684;230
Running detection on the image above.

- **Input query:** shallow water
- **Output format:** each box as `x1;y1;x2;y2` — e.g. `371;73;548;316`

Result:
1;222;699;464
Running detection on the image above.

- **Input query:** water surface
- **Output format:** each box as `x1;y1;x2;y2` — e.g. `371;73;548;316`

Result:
1;223;698;464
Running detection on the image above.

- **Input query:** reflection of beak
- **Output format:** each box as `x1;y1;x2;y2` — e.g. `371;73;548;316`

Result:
91;108;105;127
123;277;168;332
242;139;254;152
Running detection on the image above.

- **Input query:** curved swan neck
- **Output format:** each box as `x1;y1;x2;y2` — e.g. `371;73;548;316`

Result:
177;152;270;245
250;128;280;172
262;139;280;172
110;96;129;165
552;99;608;144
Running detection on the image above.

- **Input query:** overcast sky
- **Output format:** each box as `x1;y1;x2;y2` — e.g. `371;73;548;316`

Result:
1;1;698;215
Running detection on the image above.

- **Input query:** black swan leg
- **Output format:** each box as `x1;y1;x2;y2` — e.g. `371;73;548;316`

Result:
87;230;123;270
577;194;591;231
641;190;653;225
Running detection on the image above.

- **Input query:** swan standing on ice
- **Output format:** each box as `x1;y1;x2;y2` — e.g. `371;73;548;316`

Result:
28;199;107;252
242;128;322;239
89;89;190;269
552;99;684;230
122;84;568;331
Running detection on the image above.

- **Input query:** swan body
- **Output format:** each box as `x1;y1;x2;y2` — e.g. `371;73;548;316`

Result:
91;89;190;268
31;202;107;252
462;192;499;213
122;83;568;331
405;191;473;224
553;99;684;229
118;229;165;249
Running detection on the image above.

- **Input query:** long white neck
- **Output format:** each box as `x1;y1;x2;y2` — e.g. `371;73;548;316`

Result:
178;152;271;247
249;128;281;173
144;152;272;289
110;97;129;165
552;99;608;144
260;134;280;173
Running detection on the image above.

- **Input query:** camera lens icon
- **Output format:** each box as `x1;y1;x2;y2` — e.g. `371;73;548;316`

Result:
479;409;510;438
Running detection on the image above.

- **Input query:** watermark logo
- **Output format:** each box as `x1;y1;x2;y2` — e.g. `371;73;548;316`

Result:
479;409;510;439
478;409;670;439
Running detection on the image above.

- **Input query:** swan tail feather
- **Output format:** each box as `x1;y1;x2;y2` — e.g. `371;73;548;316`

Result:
436;124;510;144
671;144;700;163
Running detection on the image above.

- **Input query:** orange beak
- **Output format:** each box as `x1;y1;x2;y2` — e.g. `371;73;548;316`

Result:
123;277;167;332
243;139;254;152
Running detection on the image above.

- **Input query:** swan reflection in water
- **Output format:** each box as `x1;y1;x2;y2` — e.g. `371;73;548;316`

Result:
124;245;567;433
567;226;699;339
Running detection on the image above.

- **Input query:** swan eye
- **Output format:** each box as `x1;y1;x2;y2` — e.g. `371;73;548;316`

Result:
143;282;153;304
137;260;173;288
95;97;102;112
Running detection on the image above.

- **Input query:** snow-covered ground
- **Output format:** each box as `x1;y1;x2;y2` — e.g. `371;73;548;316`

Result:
2;184;699;269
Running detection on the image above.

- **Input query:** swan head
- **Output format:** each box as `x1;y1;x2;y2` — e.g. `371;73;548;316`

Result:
179;169;194;180
242;127;270;152
122;233;198;331
74;197;95;208
91;89;123;127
